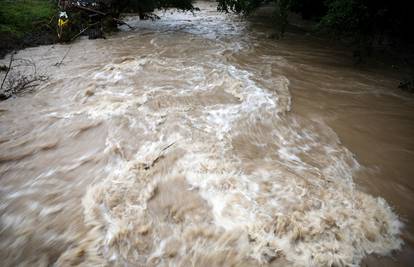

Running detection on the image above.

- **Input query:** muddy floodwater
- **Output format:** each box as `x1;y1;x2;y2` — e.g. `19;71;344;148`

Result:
1;2;413;266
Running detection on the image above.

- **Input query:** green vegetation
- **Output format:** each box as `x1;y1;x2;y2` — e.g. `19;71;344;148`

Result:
0;0;197;56
0;0;57;57
0;0;57;38
217;0;414;53
1;0;412;61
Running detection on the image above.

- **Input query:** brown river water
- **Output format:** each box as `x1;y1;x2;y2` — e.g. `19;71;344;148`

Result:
1;2;413;266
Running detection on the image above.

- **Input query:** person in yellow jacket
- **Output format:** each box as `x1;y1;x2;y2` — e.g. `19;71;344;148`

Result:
57;11;69;41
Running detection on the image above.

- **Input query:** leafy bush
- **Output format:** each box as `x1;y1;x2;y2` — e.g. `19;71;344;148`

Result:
217;0;414;52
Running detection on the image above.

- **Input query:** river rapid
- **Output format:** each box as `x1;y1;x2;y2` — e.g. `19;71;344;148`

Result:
1;2;413;266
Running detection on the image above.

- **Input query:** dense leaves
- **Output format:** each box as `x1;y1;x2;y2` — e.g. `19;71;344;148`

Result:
217;0;290;37
217;0;414;45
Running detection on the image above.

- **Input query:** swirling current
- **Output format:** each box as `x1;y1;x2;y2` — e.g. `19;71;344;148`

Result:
1;2;413;266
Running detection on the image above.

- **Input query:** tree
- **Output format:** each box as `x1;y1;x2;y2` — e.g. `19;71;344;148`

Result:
217;0;414;57
217;0;290;37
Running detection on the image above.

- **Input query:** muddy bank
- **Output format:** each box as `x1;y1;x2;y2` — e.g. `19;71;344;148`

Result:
0;27;57;59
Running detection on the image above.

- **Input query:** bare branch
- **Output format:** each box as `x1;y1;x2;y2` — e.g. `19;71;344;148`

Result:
1;52;14;90
0;56;48;100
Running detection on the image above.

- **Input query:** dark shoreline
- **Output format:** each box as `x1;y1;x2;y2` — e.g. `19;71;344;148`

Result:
0;27;57;59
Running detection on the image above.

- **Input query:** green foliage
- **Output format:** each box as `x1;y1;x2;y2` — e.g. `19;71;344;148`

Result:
216;0;290;37
216;0;414;50
0;0;57;38
273;0;289;37
319;0;370;36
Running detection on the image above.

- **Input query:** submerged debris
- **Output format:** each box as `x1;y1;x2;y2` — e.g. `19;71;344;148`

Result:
0;65;9;72
399;76;414;93
0;54;47;100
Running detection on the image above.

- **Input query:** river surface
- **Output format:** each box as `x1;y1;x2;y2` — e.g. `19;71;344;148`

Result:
1;2;413;266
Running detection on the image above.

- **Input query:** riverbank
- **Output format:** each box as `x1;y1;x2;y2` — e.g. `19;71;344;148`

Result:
2;1;413;77
254;4;414;94
0;0;57;58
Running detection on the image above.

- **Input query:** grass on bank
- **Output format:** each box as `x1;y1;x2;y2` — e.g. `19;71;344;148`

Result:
0;0;57;38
